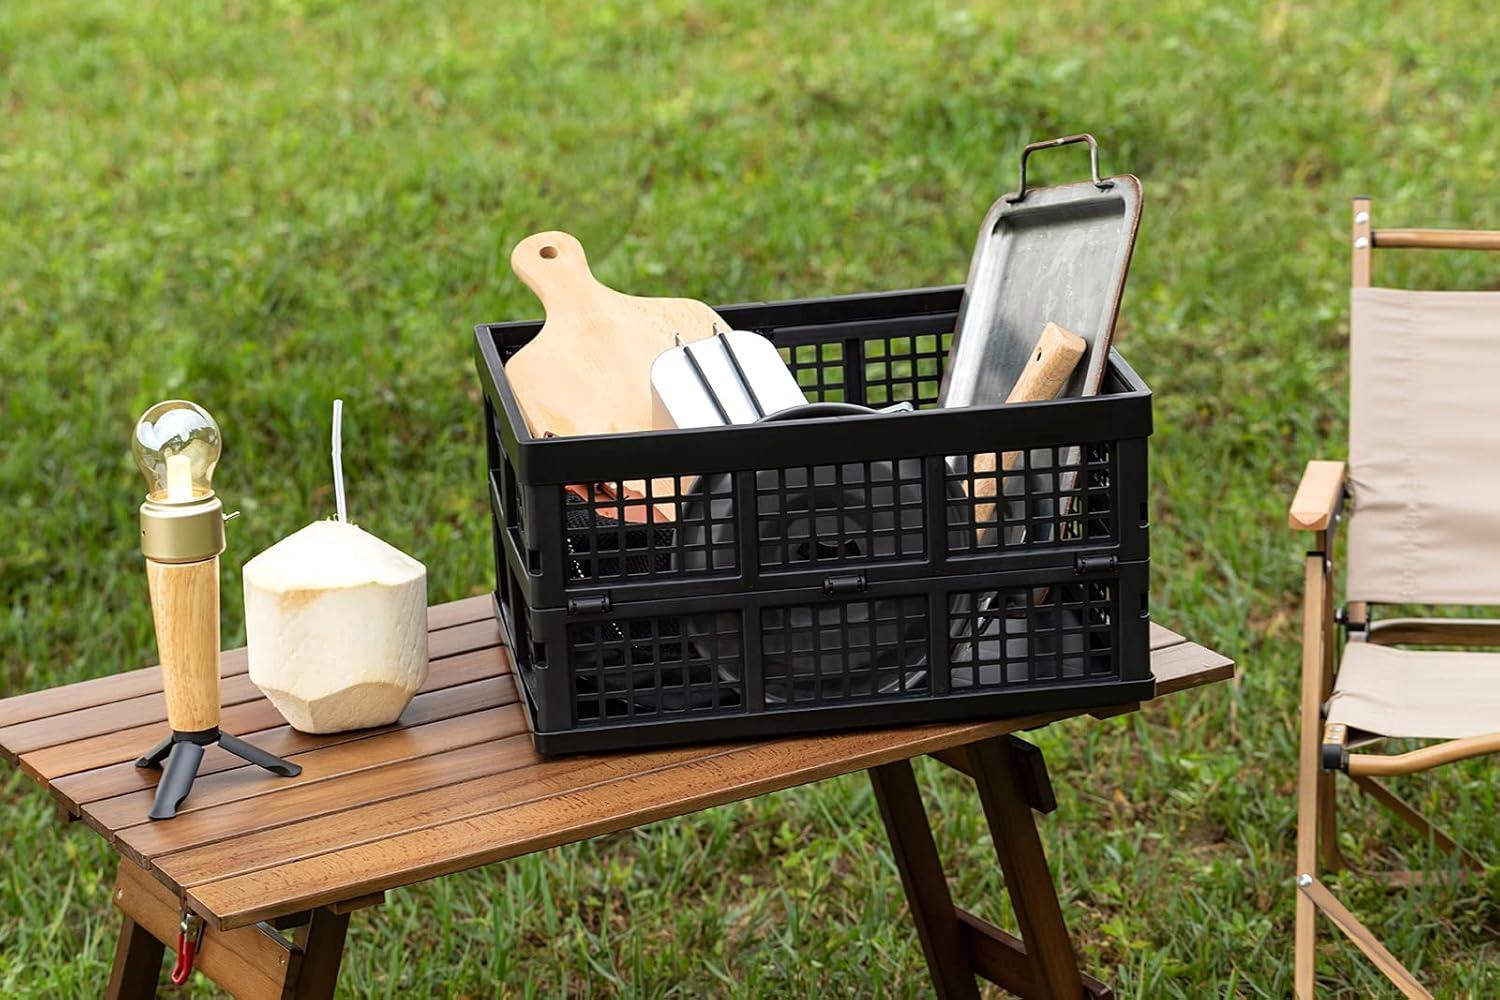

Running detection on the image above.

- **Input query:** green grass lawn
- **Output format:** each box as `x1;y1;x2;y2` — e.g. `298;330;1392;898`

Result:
3;0;1498;995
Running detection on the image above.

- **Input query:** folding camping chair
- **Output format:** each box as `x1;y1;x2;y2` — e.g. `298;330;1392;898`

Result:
1287;197;1500;998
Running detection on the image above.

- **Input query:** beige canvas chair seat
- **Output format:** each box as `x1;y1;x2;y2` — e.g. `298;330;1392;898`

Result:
1326;642;1500;740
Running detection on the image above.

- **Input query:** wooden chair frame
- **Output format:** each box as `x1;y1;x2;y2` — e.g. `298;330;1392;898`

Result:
1287;198;1500;999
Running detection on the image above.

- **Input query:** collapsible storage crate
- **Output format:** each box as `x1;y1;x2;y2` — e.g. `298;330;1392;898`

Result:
474;286;1154;754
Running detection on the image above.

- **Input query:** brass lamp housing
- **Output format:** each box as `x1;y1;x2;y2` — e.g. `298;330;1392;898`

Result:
139;492;228;564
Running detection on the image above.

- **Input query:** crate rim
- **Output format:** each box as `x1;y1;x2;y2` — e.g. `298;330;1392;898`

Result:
473;286;1152;485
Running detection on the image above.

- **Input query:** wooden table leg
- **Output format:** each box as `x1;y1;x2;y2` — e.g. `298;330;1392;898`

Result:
870;758;982;1000
108;856;373;998
290;907;352;1000
873;740;1110;999
969;736;1085;1000
106;915;163;1000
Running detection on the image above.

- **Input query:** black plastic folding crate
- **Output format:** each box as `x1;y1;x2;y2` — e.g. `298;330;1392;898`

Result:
474;285;1154;754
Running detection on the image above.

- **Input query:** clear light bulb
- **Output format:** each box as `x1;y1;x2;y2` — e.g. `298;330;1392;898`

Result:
132;400;222;502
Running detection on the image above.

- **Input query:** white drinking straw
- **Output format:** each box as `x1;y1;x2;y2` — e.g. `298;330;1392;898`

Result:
332;399;347;524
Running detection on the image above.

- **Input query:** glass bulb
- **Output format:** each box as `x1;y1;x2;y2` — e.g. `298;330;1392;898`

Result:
132;400;222;502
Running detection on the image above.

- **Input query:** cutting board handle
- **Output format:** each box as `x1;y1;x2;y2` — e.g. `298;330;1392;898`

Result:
511;231;598;309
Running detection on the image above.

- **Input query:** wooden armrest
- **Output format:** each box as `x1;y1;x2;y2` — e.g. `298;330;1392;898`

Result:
1289;460;1347;532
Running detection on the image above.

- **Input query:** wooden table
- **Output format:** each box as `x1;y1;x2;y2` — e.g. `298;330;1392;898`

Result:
0;595;1231;999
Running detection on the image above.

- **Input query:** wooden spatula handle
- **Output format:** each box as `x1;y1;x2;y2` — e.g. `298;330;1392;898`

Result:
972;322;1087;534
1002;322;1086;405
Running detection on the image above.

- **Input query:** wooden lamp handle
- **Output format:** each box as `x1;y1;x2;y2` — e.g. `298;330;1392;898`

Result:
971;322;1088;535
145;556;222;732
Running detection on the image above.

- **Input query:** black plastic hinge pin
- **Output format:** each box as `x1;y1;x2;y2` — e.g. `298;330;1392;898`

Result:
1074;553;1118;574
566;594;611;616
822;572;867;596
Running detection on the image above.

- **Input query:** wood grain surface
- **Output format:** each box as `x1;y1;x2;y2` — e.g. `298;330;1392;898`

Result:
0;597;488;731
113;855;297;1000
0;593;1233;932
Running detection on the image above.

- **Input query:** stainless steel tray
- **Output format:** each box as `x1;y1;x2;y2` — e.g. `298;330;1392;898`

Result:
940;134;1141;406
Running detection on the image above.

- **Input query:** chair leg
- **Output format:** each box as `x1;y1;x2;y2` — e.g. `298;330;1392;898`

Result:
1315;538;1348;876
1295;553;1330;998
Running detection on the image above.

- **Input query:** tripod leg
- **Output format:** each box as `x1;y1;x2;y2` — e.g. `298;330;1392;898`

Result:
149;741;205;821
134;733;175;770
219;733;301;777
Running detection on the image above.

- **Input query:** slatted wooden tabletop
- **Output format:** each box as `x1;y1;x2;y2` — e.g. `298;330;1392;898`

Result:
0;595;1231;933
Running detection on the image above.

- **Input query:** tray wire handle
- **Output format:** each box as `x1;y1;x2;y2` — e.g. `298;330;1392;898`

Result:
1008;133;1115;203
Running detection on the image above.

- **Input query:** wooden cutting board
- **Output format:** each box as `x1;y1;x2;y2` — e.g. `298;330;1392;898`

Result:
505;231;726;438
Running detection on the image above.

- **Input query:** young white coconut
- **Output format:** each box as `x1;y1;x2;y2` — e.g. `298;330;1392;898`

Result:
243;401;428;733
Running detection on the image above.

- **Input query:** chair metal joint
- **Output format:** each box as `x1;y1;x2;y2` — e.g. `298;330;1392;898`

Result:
1321;722;1350;772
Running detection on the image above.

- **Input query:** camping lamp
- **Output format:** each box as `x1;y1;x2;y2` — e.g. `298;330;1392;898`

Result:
132;399;300;821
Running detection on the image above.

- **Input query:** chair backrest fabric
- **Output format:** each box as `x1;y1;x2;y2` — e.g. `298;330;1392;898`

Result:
1347;286;1500;604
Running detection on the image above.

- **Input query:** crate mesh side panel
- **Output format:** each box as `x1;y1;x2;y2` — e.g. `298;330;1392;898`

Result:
755;458;925;571
945;442;1116;552
863;333;951;408
567;612;745;725
499;565;547;675
779;342;846;402
760;594;930;707
562;474;736;585
947;580;1119;688
502;461;540;575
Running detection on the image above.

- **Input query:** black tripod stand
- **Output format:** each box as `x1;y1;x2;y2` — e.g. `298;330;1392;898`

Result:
135;727;301;820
